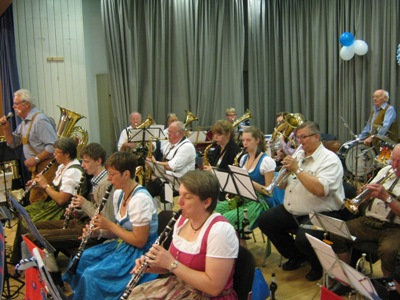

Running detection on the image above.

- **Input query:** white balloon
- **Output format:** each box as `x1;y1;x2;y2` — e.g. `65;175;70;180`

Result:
353;40;368;56
340;46;355;60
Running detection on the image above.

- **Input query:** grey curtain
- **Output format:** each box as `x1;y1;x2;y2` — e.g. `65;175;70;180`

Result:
248;0;400;143
101;0;245;133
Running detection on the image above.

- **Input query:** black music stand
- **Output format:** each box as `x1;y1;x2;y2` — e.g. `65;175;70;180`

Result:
147;161;181;209
307;212;356;241
9;195;55;254
212;165;258;239
0;142;24;190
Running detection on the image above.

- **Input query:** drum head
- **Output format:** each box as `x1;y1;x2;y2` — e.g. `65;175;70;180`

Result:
343;142;376;177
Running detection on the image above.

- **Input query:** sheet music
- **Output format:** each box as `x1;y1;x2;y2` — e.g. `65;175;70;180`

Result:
212;169;237;194
128;125;165;142
187;130;207;144
228;165;258;201
309;212;356;241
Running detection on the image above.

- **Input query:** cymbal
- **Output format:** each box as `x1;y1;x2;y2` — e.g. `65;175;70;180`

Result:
374;134;397;146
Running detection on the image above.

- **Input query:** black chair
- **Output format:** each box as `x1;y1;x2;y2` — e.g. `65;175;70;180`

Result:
157;210;175;250
233;245;256;299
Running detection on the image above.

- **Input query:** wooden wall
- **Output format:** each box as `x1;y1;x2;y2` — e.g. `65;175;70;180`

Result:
13;0;90;134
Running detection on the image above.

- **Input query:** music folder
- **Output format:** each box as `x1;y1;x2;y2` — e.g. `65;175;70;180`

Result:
307;212;356;241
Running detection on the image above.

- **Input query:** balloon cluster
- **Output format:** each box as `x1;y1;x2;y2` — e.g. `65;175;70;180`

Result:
339;32;368;61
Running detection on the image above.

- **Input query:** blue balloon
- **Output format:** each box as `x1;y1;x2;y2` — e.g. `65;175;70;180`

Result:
339;32;355;46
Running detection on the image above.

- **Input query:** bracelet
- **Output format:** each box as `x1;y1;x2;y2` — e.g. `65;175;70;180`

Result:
45;184;51;190
97;229;104;240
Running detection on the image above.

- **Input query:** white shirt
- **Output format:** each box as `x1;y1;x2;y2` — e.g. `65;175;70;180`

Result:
162;137;196;175
365;165;400;225
117;126;132;151
283;143;344;216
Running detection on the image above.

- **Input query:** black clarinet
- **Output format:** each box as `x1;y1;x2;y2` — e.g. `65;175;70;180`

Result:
18;159;56;203
62;173;86;229
119;209;182;300
65;184;113;274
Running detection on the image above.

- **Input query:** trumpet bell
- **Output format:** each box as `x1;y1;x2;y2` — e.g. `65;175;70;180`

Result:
232;109;252;128
136;114;155;129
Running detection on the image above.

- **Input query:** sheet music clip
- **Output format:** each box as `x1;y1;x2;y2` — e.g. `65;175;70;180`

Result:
307;212;356;241
306;233;380;300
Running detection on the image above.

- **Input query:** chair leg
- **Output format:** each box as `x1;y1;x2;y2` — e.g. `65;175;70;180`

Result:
262;238;272;267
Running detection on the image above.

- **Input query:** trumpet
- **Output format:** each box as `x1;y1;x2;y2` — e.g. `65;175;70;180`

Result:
262;145;304;196
344;167;395;214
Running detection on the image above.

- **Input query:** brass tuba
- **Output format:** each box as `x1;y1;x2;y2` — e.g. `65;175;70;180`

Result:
56;106;89;154
232;109;252;128
270;113;304;151
183;110;198;128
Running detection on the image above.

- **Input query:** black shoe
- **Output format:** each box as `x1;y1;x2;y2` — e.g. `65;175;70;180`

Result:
305;268;323;281
329;281;352;295
282;257;306;271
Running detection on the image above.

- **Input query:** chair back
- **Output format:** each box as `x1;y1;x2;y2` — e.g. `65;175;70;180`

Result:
233;245;256;299
158;210;175;250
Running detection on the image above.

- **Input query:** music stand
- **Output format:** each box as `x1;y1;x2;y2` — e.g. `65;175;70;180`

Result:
9;195;55;254
307;212;356;241
146;161;182;209
212;165;258;238
306;233;380;300
187;129;208;145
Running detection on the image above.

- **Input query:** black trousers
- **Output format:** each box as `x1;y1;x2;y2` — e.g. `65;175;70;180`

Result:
258;204;342;271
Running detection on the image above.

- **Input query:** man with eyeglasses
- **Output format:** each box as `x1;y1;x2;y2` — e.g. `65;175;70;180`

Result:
146;121;196;200
358;89;397;146
0;89;58;203
258;121;345;281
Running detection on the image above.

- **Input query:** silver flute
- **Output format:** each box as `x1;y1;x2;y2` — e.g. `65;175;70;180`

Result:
119;209;182;300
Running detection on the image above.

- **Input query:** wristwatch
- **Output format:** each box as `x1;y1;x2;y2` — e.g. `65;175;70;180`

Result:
34;156;40;164
385;196;393;204
295;168;303;175
168;260;179;272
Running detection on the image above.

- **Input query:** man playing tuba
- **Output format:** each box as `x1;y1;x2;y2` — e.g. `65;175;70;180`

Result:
0;89;58;204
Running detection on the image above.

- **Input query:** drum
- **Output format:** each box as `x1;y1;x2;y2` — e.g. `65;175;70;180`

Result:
337;140;377;178
375;144;393;168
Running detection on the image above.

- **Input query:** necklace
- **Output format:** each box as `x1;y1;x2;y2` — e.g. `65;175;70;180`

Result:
122;184;137;207
246;153;259;170
189;216;209;233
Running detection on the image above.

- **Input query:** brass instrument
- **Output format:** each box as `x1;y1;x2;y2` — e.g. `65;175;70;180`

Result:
183;110;198;128
344;167;395;214
202;142;214;167
225;148;246;209
136;114;155;129
56;106;89;154
120;210;182;300
144;138;154;185
270;113;304;151
135;166;145;186
232;109;252;128
262;145;304;196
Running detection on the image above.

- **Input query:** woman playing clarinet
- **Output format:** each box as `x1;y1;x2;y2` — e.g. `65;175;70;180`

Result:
62;151;158;299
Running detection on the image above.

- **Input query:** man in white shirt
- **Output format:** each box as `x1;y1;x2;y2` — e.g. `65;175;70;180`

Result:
146;121;196;198
258;121;344;281
117;112;142;151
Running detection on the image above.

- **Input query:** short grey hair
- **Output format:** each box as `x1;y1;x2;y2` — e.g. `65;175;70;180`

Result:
14;89;35;107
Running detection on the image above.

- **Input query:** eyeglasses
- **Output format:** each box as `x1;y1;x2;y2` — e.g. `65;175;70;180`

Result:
13;100;26;106
295;134;316;140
